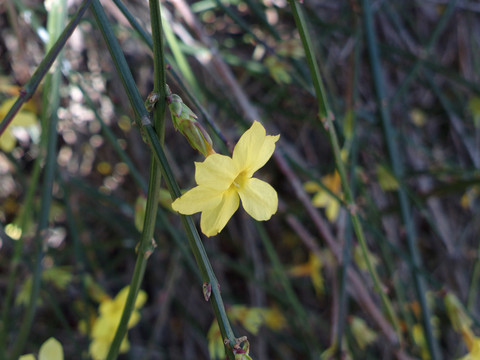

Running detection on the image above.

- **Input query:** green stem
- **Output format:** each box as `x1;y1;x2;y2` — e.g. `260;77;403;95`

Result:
468;243;480;311
0;125;42;354
8;0;67;357
289;3;329;120
288;0;402;344
90;1;236;358
61;180;91;353
256;222;319;358
162;10;201;97
335;23;362;354
141;121;237;357
382;43;480;94
111;0;227;143
361;0;440;358
112;0;153;48
90;0;166;357
0;0;92;137
105;156;161;360
387;0;458;106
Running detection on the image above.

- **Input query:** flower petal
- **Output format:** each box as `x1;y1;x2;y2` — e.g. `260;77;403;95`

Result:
113;286;130;306
238;178;278;221
12;111;37;127
19;355;35;360
200;189;239;236
0;132;16;152
312;192;329;208
90;338;110;360
325;199;340;222
92;315;115;338
39;338;64;360
195;154;236;190
172;186;223;215
120;337;130;353
232;121;279;177
0;111;38;152
135;289;148;309
127;311;141;328
304;181;322;193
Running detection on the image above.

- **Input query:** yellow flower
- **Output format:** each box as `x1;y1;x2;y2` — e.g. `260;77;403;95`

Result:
376;164;399;191
19;337;64;360
353;244;379;272
304;171;342;222
264;56;291;84
459;340;480;360
461;186;479;210
172;121;279;237
412;323;429;360
459;326;480;360
444;292;472;332
0;98;38;152
288;253;324;296
443;291;480;359
207;321;225;360
89;286;147;360
349;316;378;350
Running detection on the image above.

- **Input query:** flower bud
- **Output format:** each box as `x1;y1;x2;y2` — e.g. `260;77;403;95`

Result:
179;118;214;157
168;94;183;117
233;340;252;360
168;94;214;157
202;282;212;301
145;91;161;112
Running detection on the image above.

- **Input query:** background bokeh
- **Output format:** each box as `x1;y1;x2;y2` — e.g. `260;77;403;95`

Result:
1;0;480;359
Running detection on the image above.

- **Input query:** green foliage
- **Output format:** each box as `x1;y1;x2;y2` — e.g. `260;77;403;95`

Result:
0;1;479;359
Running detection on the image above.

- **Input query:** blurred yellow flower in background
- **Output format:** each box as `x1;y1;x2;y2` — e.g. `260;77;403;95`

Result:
19;337;63;360
304;171;342;222
459;326;480;360
172;121;279;236
376;164;399;192
349;316;378;350
89;286;147;360
444;291;480;360
288;253;324;296
0;98;38;152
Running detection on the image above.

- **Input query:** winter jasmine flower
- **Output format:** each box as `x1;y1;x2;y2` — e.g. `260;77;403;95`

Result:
89;286;147;360
19;337;63;360
172;121;279;237
0;98;38;152
304;171;342;222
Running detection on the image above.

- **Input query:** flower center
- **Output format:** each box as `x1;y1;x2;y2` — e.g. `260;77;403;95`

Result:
231;171;248;190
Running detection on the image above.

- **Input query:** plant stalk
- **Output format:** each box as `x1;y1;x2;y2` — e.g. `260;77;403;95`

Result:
361;0;441;358
8;0;67;357
90;1;236;358
0;0;92;137
288;0;402;345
